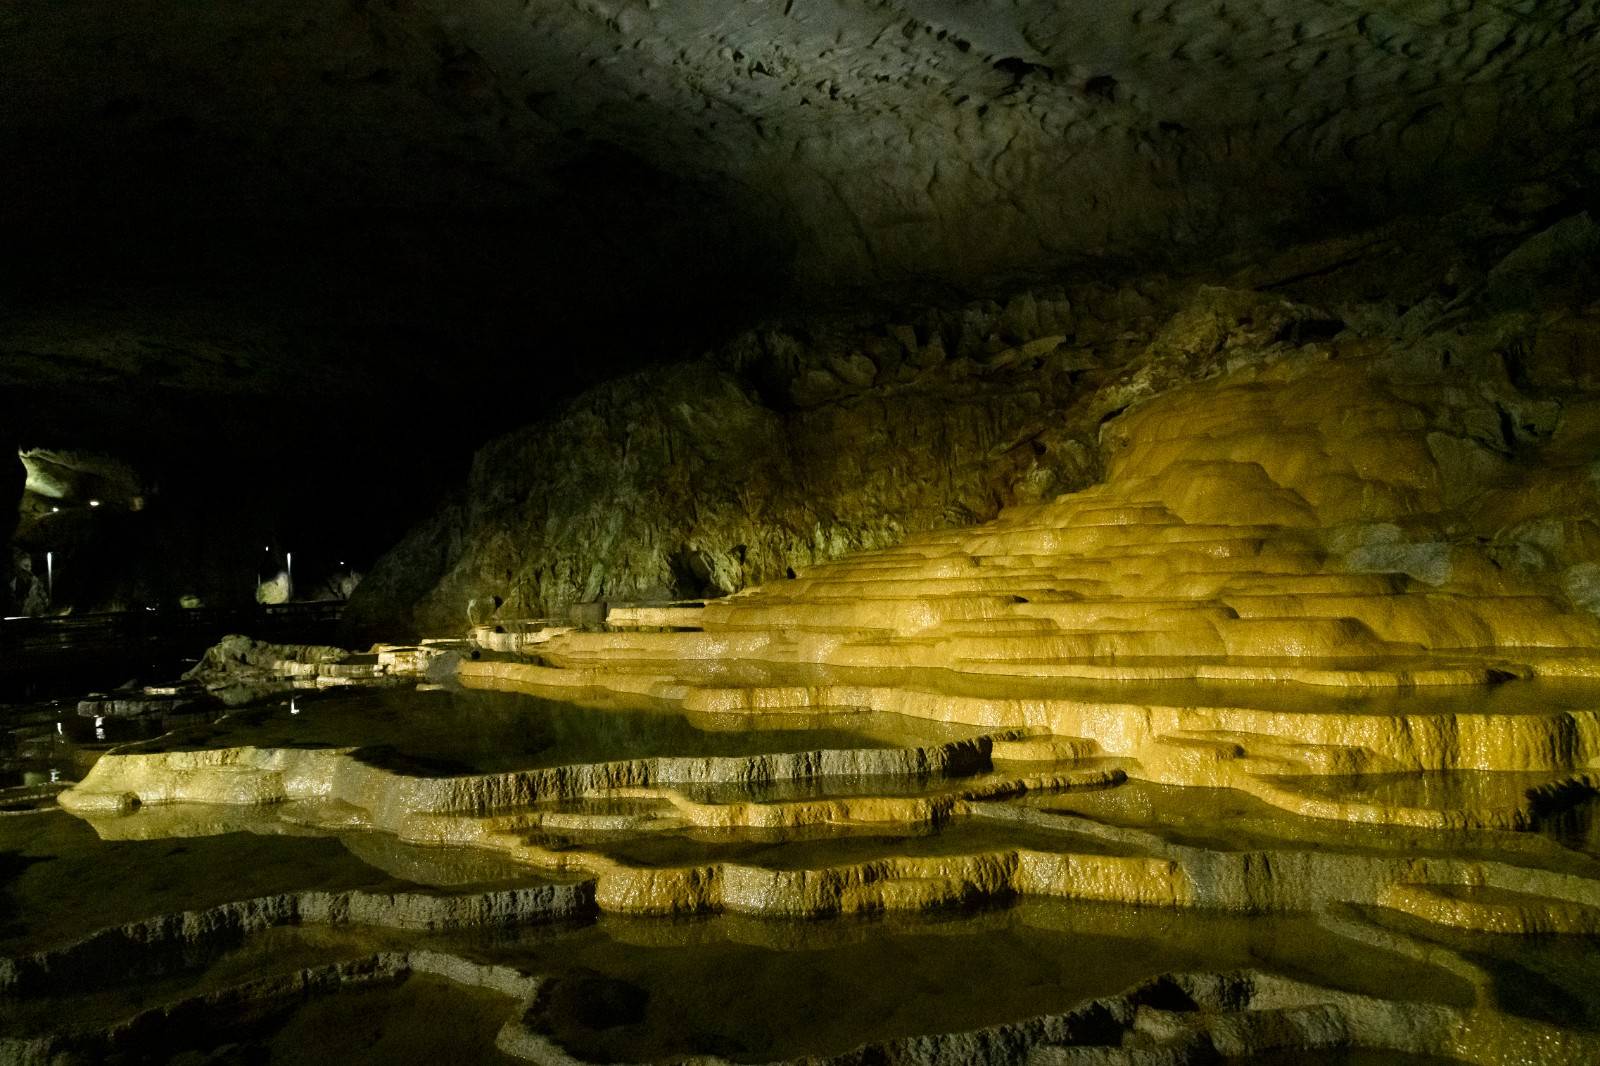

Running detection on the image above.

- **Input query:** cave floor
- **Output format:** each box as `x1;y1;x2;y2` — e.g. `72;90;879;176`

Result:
3;676;1599;1064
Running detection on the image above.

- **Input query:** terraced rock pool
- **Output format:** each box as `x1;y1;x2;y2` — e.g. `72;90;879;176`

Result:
3;680;1600;1064
128;686;982;774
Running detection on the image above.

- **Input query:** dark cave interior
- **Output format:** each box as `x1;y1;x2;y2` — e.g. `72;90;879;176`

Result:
8;0;1599;622
8;6;1600;1065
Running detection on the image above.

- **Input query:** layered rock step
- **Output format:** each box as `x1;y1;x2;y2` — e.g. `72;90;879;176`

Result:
36;350;1600;1064
505;354;1600;696
13;873;1595;1066
53;720;1600;922
44;687;1600;1064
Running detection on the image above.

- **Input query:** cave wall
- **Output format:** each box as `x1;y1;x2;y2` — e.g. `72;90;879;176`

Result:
7;2;1600;631
3;445;23;616
7;0;1600;299
5;447;367;616
348;200;1600;638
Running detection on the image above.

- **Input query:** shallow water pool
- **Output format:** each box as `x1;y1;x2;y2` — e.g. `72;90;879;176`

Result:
125;686;976;775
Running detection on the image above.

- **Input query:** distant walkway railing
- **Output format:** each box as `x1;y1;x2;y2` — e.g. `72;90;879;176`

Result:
1;601;346;657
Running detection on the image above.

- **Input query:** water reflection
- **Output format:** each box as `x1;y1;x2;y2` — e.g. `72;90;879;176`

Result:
132;687;974;776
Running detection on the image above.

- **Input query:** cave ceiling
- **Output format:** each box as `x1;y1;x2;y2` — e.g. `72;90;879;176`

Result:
3;0;1599;460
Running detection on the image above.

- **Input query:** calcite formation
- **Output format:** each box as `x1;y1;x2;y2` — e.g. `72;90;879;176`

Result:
30;336;1600;1062
9;1;1600;1058
347;209;1600;638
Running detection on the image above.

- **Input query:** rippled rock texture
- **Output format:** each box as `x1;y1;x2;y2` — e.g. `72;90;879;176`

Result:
8;0;1600;292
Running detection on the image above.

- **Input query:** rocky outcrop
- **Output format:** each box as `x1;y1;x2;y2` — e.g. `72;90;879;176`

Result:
4;445;30;616
350;209;1600;638
10;4;1600;629
5;548;47;618
347;272;1370;635
346;284;1106;636
183;634;348;683
180;634;359;705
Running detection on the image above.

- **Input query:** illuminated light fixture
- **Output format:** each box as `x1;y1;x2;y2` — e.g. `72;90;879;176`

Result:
87;499;100;508
50;506;59;513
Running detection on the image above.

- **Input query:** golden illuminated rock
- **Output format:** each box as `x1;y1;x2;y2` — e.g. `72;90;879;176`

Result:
36;341;1600;1064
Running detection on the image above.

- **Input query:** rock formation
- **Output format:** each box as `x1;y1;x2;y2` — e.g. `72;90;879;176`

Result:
7;1;1600;621
9;2;1600;1062
350;207;1600;640
34;209;1600;1063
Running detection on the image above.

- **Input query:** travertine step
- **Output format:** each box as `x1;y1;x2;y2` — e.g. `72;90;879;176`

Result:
961;523;1300;555
705;594;1037;633
1380;882;1600;935
928;618;1415;663
941;604;1241;633
605;603;709;629
768;572;1407;601
1032;503;1179;525
1218;592;1600;648
966;538;1307;562
1246;769;1599;831
950;551;1326;574
944;656;1512;687
758;576;1112;598
500;766;1125;835
708;598;1242;636
1211;573;1410;595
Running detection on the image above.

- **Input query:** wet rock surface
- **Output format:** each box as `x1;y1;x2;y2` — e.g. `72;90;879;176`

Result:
9;5;1600;1060
176;633;427;707
6;716;1600;1063
11;211;1600;1062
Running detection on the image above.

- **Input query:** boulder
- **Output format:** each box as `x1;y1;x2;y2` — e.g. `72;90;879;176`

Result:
183;634;352;706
